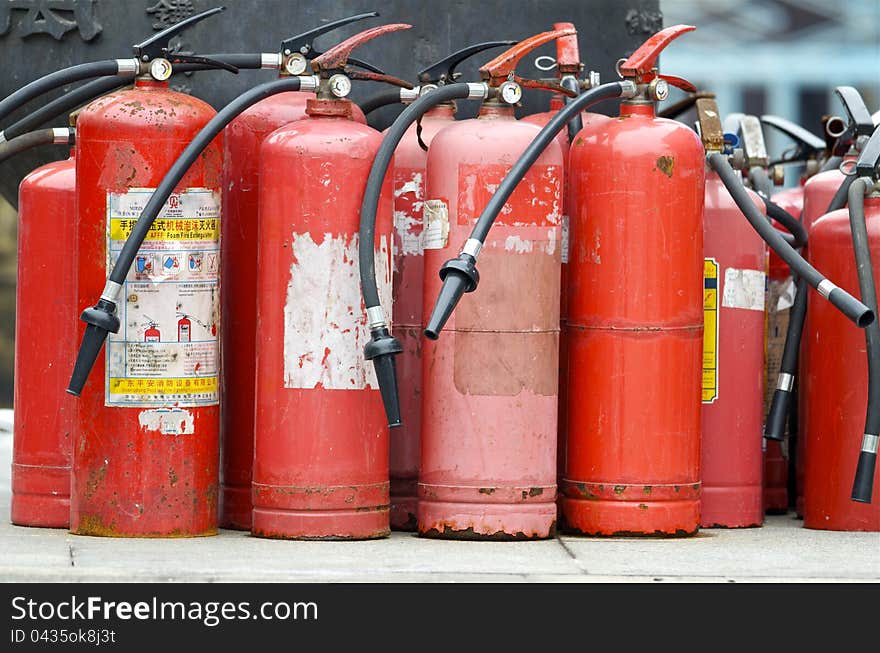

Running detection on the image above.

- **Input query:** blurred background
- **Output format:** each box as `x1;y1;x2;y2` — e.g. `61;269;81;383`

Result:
0;0;877;407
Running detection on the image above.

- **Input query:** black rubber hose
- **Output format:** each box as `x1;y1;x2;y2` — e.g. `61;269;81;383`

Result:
359;89;403;116
0;60;128;125
67;76;303;396
763;196;808;249
560;76;582;142
764;169;852;442
1;55;267;142
848;177;879;503
0;128;72;164
360;83;470;309
357;83;473;428
1;77;127;142
764;277;807;441
424;81;627;340
828;173;856;213
708;152;873;328
820;155;844;173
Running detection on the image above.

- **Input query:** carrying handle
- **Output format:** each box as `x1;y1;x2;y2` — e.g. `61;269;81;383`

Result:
618;24;696;92
133;6;225;61
479;28;579;96
280;11;383;74
836;86;875;139
312;23;414;89
418;40;517;85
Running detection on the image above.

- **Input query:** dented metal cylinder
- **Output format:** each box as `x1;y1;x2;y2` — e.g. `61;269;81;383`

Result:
12;154;76;528
387;104;455;531
251;98;392;540
420;103;564;540
219;92;366;531
71;79;223;537
563;101;705;536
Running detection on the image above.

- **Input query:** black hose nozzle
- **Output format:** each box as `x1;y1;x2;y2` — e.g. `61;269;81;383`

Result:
67;299;120;396
424;254;479;340
363;328;404;428
851;446;877;503
764;390;790;441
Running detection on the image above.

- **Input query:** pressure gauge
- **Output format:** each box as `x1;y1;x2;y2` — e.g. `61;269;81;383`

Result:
149;58;173;81
499;81;522;105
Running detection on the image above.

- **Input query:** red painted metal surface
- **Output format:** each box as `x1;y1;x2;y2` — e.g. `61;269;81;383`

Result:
219;91;364;531
763;185;803;514
701;172;767;528
11;154;76;528
420;103;564;540
803;197;880;531
387;104;455;531
563;102;705;536
251;98;392;540
796;163;851;517
519;24;610;520
71;79;222;537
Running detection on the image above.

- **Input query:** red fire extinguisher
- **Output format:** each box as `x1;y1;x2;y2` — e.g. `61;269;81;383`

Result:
562;25;705;536
415;28;578;540
698;102;768;528
65;9;231;537
218;13;375;531
10;126;76;528
796;88;875;517
251;24;413;540
803;127;880;529
384;40;515;531
520;23;606;520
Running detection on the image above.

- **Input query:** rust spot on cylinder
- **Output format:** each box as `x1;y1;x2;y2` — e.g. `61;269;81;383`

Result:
613;485;626;495
168;468;178;487
655;155;675;177
478;487;496;495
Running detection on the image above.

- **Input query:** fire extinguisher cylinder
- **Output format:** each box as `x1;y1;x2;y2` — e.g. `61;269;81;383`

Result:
708;152;873;327
67;75;307;396
423;79;636;340
847;169;880;503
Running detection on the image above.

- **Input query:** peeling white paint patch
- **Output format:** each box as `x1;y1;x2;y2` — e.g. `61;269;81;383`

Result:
722;268;766;312
394;173;423;199
138;408;194;435
546;227;557;257
283;232;391;390
504;235;534;253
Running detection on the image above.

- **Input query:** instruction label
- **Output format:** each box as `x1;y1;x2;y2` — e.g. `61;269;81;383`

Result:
702;258;719;404
105;187;220;408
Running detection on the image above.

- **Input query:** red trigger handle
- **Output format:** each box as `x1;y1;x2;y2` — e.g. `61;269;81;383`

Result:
619;24;695;83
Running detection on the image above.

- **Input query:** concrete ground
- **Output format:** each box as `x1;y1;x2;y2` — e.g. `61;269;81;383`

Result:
1;428;878;583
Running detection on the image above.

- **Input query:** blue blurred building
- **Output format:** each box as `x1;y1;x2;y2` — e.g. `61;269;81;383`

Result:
661;0;879;182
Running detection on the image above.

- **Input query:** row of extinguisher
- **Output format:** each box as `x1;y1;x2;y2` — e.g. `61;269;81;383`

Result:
4;9;879;541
